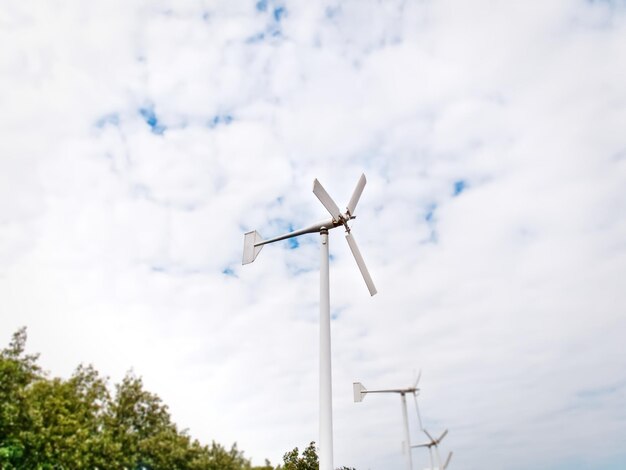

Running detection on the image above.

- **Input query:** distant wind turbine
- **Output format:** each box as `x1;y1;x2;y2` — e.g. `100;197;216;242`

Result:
243;174;377;470
412;429;452;470
410;376;453;470
353;373;421;470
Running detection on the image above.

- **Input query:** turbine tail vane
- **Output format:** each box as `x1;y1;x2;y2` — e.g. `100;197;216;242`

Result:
353;382;367;402
242;230;264;265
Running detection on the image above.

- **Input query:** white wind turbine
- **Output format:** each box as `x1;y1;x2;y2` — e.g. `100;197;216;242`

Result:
353;373;422;470
243;174;377;470
411;429;452;470
411;391;453;470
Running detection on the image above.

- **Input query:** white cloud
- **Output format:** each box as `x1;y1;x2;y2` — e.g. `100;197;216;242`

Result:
1;1;625;469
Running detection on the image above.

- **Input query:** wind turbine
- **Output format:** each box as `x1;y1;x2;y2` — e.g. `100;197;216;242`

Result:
243;174;377;470
412;429;452;470
410;379;453;470
353;373;421;470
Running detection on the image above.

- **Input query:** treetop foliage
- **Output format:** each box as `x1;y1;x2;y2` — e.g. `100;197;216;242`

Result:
0;328;254;469
0;328;355;469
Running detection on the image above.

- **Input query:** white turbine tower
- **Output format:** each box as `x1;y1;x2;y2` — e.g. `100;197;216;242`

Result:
412;429;452;470
243;174;377;470
353;373;422;470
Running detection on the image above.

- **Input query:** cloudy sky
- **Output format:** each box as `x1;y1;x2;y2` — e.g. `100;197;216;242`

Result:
1;1;625;469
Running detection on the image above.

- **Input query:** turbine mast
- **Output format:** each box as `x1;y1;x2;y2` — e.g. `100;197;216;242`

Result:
400;392;413;470
319;227;333;470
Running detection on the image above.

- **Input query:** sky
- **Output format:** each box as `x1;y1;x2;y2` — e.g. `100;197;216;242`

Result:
1;1;625;469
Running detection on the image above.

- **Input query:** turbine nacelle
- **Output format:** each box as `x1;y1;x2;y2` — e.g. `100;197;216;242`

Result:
422;429;449;447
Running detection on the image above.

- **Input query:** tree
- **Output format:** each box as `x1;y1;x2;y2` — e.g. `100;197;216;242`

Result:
19;365;112;469
278;441;319;470
0;327;41;468
1;329;359;470
276;442;356;470
0;328;258;469
188;441;252;470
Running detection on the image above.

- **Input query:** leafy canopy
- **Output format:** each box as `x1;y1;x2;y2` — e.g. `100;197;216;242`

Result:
0;328;357;469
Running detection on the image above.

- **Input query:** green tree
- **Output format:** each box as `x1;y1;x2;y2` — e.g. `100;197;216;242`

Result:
20;364;113;469
276;442;356;470
187;441;252;470
0;328;260;470
0;327;41;468
278;441;318;470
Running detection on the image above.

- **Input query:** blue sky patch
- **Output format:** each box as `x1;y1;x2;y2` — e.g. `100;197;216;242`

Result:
208;114;233;128
425;203;436;222
139;106;166;135
421;203;438;244
267;219;303;249
325;6;340;18
453;180;467;196
274;6;285;22
222;267;236;277
330;307;345;321
285;223;299;249
249;1;285;41
95;113;119;128
287;264;314;276
246;32;266;43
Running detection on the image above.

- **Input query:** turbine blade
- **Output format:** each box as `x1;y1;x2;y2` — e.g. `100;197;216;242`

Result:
413;369;422;389
444;451;453;469
413;394;424;431
345;232;377;296
438;429;449;444
346;173;367;216
313;179;342;222
423;429;436;443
